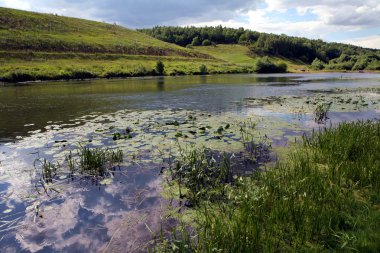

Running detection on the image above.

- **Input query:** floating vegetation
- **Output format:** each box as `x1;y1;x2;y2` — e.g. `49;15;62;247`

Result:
244;88;380;116
164;120;272;206
157;120;380;252
31;146;123;196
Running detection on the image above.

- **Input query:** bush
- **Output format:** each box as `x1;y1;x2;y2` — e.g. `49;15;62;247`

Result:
311;58;325;70
366;60;380;70
254;57;287;73
155;60;165;75
1;72;36;83
199;64;208;75
352;58;369;70
191;36;201;46
202;39;212;46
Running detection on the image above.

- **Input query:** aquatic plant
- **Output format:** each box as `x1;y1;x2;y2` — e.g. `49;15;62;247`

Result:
157;120;380;252
170;147;234;205
314;102;331;123
78;146;123;177
33;158;60;195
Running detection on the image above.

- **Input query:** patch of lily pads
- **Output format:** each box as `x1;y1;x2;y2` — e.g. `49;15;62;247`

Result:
244;87;380;115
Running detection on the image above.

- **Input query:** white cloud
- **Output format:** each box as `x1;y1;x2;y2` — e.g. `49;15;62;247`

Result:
0;0;262;27
265;0;380;28
341;35;380;49
0;0;379;48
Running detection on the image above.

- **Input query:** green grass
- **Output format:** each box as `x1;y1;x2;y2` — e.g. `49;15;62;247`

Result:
0;56;252;82
0;8;299;83
1;7;252;82
194;44;255;65
0;7;206;57
194;44;307;72
157;120;380;252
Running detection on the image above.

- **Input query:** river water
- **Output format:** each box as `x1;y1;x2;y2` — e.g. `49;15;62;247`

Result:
0;73;379;252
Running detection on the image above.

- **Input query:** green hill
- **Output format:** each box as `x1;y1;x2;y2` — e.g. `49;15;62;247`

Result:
0;8;320;83
141;26;380;71
0;7;247;82
0;7;205;57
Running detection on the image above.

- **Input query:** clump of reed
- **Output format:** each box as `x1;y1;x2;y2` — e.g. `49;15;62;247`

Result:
32;146;123;194
314;102;331;123
169;148;234;205
156;120;380;252
33;158;60;195
68;146;123;177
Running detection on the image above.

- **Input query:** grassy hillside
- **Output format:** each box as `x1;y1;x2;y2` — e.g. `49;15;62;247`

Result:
0;7;262;82
141;26;380;71
193;44;307;72
0;7;204;57
0;7;313;83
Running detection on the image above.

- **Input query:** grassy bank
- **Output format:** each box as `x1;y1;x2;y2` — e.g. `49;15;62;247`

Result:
158;120;380;252
0;45;295;83
0;7;295;83
0;54;253;82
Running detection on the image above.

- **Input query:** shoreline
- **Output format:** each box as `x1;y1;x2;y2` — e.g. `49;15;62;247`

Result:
1;69;379;85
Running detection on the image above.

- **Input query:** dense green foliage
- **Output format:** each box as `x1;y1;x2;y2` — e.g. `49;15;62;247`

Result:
199;64;208;74
254;57;287;73
158;120;380;252
140;26;380;70
155;60;165;75
311;58;325;70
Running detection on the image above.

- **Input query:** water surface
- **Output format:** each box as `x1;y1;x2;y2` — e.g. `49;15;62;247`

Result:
1;73;380;252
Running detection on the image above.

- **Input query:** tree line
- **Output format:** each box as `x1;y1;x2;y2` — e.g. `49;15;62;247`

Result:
139;26;380;71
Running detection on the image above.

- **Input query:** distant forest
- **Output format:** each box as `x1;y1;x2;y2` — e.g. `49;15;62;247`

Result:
139;26;380;71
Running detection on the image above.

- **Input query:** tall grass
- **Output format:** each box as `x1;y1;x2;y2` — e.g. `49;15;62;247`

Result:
157;120;380;252
74;146;123;177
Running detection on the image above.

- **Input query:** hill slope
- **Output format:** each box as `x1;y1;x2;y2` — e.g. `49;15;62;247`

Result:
141;26;380;71
0;7;205;57
0;8;301;83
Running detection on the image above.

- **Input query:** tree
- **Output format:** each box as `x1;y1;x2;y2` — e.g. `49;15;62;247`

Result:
155;60;165;75
254;57;287;73
199;64;208;74
311;58;325;70
191;36;201;46
202;39;212;46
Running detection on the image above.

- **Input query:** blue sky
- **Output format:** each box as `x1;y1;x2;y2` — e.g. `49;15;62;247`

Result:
1;0;379;49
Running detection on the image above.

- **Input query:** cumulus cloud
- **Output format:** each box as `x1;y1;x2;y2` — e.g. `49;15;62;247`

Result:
342;35;380;49
0;0;379;48
265;0;380;28
0;0;262;27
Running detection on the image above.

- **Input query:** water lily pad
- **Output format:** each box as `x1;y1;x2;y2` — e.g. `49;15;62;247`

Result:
99;178;113;185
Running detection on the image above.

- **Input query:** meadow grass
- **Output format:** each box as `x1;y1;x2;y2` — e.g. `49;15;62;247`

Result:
0;7;205;58
193;44;307;72
157;120;380;252
0;56;251;82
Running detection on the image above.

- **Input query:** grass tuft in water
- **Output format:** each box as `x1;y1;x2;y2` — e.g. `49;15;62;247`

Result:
314;102;331;124
78;146;123;177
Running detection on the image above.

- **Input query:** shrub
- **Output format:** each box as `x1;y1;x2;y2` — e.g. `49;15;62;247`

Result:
254;57;287;73
311;58;325;70
202;39;212;46
199;64;208;75
1;72;36;83
155;60;165;75
191;36;201;46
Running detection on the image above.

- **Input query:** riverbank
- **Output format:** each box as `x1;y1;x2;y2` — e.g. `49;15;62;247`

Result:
157;120;380;252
